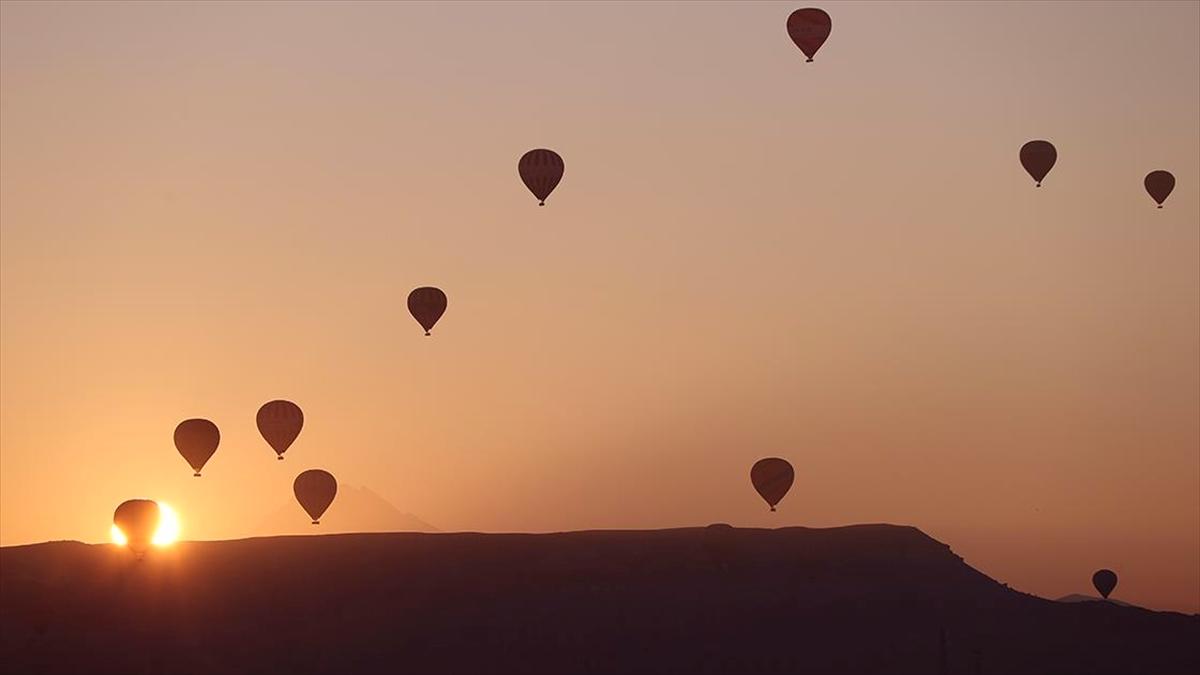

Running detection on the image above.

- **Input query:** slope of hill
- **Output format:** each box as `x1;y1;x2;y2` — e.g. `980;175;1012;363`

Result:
1057;593;1137;608
2;525;1196;674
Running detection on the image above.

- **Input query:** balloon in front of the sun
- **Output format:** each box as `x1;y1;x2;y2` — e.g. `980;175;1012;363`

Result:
111;500;181;557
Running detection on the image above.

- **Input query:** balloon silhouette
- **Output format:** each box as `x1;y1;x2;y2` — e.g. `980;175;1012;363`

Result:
750;458;795;511
1092;569;1118;599
174;418;219;477
787;8;832;62
1020;140;1057;187
294;469;337;524
1144;170;1175;208
518;149;564;206
113;499;160;558
257;400;303;460
408;287;447;336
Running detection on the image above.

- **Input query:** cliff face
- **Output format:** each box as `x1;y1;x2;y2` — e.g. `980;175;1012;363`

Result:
2;525;1197;674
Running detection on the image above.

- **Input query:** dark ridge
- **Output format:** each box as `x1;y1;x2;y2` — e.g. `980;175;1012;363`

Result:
2;525;1196;674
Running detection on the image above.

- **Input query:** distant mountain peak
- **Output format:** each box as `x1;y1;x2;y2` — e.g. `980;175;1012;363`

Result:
255;484;436;536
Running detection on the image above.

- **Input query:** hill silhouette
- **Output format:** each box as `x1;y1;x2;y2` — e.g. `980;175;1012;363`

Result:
254;484;437;536
2;525;1196;674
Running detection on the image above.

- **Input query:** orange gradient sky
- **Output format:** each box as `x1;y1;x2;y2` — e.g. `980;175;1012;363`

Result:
1;1;1197;612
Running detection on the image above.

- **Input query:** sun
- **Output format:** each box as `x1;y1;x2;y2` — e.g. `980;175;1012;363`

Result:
110;523;127;546
152;502;181;546
110;501;181;547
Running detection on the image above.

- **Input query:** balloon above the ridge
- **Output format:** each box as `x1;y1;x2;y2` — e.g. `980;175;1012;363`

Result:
751;458;795;512
294;469;337;525
1092;569;1118;599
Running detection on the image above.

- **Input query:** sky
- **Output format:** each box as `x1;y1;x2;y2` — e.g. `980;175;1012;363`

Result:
1;1;1197;612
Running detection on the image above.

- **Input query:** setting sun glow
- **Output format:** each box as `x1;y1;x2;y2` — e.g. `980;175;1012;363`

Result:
152;503;181;546
110;502;181;547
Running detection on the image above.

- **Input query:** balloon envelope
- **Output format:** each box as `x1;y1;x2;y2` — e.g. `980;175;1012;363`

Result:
294;469;337;524
1020;140;1056;187
1092;569;1118;599
257;400;303;459
750;458;795;511
787;8;832;62
114;499;160;556
407;287;447;336
518;149;564;205
174;418;219;476
1144;170;1175;207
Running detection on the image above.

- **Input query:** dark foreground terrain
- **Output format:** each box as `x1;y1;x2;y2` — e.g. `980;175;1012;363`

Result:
2;525;1197;674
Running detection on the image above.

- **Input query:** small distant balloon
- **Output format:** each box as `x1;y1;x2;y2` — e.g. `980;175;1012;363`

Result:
1020;140;1056;187
114;499;160;558
294;469;337;524
1144;170;1175;208
257;400;303;460
407;287;447;336
518;149;564;206
1092;569;1118;599
174;418;219;477
787;8;832;62
750;458;795;512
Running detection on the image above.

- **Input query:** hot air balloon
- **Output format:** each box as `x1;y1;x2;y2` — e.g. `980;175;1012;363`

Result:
294;469;337;524
407;286;447;336
257;400;303;460
1092;569;1118;599
751;458;794;512
113;499;160;558
787;8;832;62
518;149;564;206
1144;170;1175;208
1020;140;1056;187
174;418;219;477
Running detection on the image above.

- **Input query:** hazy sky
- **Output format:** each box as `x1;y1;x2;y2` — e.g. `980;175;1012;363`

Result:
2;1;1197;612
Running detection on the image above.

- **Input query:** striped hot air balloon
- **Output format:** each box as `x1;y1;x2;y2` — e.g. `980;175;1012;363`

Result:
257;400;303;460
518;149;564;206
